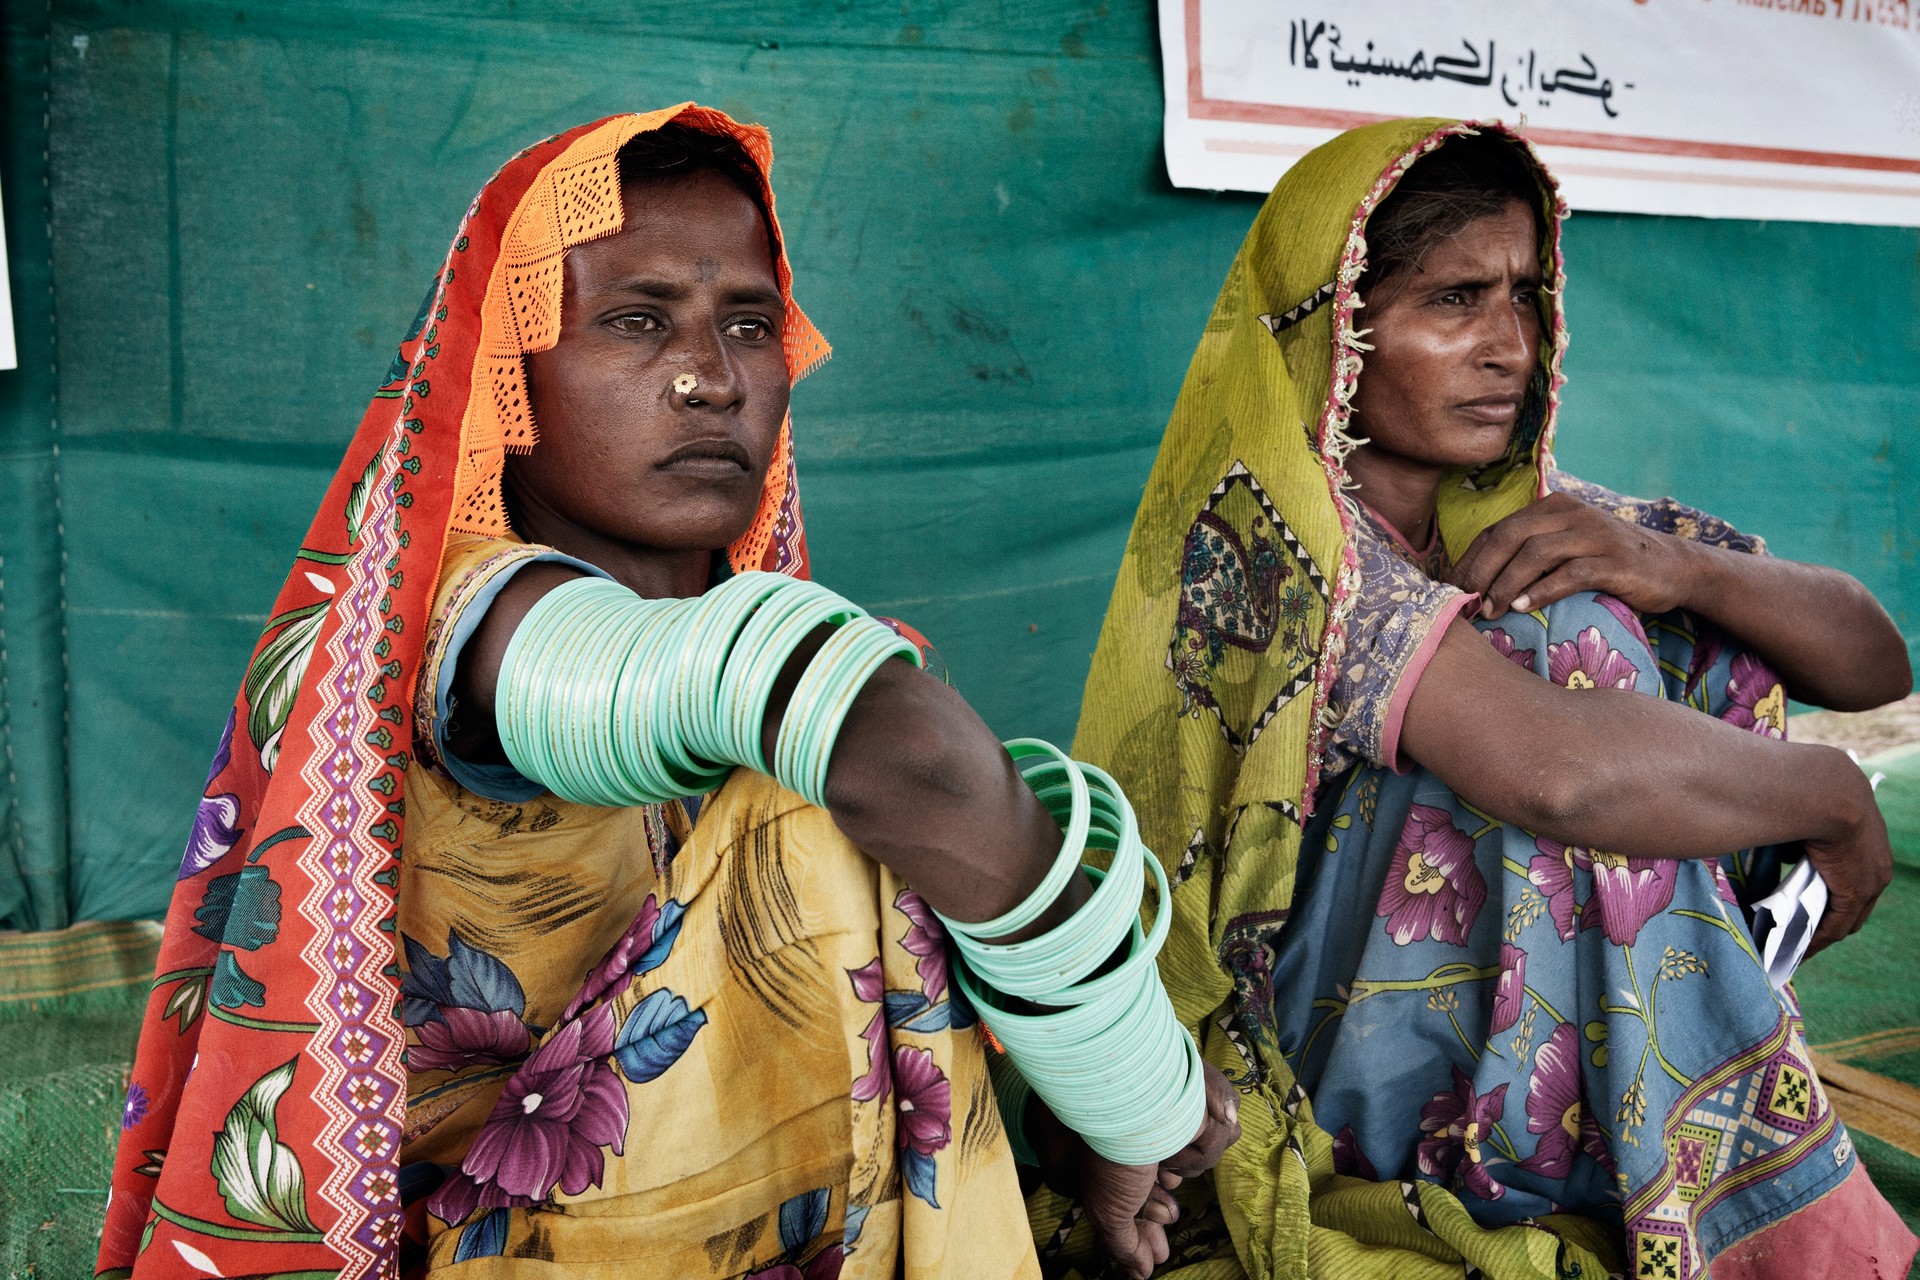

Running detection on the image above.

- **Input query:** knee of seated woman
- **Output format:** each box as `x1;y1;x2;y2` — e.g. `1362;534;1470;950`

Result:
1473;590;1661;696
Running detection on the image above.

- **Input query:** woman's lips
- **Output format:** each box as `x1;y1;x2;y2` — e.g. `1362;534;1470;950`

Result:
1455;396;1522;425
659;439;750;476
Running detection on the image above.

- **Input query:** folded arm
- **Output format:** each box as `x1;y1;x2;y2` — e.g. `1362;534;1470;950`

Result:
1447;490;1911;711
1400;620;1891;952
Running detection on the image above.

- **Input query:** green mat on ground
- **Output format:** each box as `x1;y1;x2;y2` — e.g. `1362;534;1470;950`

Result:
1795;741;1920;1230
0;922;158;1280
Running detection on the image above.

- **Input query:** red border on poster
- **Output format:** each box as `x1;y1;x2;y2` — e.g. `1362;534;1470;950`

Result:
1183;0;1920;176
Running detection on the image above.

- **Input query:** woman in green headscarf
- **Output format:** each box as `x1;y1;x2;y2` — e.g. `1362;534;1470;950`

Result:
1065;119;1916;1279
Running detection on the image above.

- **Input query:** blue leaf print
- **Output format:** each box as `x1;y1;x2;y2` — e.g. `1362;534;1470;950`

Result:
883;992;928;1028
777;1187;830;1255
946;982;978;1030
842;1203;871;1250
446;931;526;1018
632;899;687;977
453;1207;510;1261
400;934;454;1026
614;990;707;1084
899;1002;954;1035
901;1146;940;1210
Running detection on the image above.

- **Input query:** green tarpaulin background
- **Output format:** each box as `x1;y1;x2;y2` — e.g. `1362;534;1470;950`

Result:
2;0;1916;930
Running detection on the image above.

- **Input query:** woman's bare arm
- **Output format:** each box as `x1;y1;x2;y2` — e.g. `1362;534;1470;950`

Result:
450;563;1078;934
1447;491;1911;711
450;565;1231;1277
1400;620;1892;953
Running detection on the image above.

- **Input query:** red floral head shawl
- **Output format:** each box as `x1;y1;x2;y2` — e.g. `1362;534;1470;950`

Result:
99;105;826;1279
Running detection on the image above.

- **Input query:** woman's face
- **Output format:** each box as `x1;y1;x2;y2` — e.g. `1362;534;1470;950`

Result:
512;168;791;553
1348;200;1543;470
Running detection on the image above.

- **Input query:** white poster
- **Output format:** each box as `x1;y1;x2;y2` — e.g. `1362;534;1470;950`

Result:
1161;0;1920;226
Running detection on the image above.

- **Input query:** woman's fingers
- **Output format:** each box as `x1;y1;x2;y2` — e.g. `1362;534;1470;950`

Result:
1163;1061;1243;1177
1494;560;1603;616
1079;1154;1170;1279
1477;532;1588;617
1140;1183;1180;1226
1450;495;1582;595
1802;801;1894;957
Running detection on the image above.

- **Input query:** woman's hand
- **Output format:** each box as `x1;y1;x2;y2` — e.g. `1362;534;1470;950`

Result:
1026;1061;1242;1278
1444;493;1910;711
1798;758;1895;956
1446;491;1693;618
1159;1061;1242;1180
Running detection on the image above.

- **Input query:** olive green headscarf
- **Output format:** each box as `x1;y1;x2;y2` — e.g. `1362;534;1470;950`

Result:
1067;119;1618;1279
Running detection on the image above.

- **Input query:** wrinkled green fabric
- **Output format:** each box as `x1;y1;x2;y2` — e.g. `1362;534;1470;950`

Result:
1069;119;1616;1280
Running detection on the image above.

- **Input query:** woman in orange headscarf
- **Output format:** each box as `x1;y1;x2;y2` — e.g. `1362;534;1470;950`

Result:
99;107;1236;1280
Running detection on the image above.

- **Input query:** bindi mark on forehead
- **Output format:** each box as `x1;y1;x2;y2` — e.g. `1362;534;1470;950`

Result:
696;257;721;282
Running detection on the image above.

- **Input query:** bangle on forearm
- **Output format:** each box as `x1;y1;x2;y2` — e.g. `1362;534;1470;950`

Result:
498;573;921;807
938;742;1205;1167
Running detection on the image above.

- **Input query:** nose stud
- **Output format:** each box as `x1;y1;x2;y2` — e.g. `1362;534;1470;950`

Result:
672;372;699;396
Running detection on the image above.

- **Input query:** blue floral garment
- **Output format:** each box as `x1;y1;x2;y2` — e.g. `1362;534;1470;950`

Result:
1271;590;1855;1280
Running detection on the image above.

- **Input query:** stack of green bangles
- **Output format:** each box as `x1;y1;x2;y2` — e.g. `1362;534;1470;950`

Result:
496;572;920;809
941;740;1205;1167
497;576;1203;1167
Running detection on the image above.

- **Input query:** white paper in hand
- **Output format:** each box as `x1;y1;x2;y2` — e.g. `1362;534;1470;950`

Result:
1746;750;1885;990
1749;859;1828;991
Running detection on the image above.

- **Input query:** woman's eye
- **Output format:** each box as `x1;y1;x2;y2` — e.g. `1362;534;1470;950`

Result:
725;318;772;341
608;313;663;334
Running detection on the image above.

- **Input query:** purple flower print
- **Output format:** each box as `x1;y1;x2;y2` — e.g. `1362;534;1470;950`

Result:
179;712;244;879
1528;839;1593;942
892;1046;953;1159
1722;652;1787;739
747;1250;845;1280
409;1006;533;1074
1376;804;1487;947
894;890;949;1005
848;959;891;1103
429;1005;629;1224
1685;634;1723;701
1491;944;1527;1035
1583;852;1677;947
1595;594;1650;650
893;1046;952;1210
561;893;687;1023
178;793;244;880
122;1081;150;1130
1547;626;1640;692
1518;1023;1612;1177
1332;1124;1378;1180
1484;628;1537;673
1417;1065;1508;1201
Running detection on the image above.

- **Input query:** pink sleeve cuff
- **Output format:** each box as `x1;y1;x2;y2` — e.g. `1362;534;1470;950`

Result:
1381;592;1480;774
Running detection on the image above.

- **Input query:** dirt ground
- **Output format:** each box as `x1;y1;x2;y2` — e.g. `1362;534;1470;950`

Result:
1789;694;1920;760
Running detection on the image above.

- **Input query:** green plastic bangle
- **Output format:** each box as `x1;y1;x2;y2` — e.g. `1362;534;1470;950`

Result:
773;617;922;806
986;1050;1040;1167
935;740;1090;943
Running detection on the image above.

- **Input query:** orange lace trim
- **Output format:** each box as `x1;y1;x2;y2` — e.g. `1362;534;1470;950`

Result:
451;104;830;541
